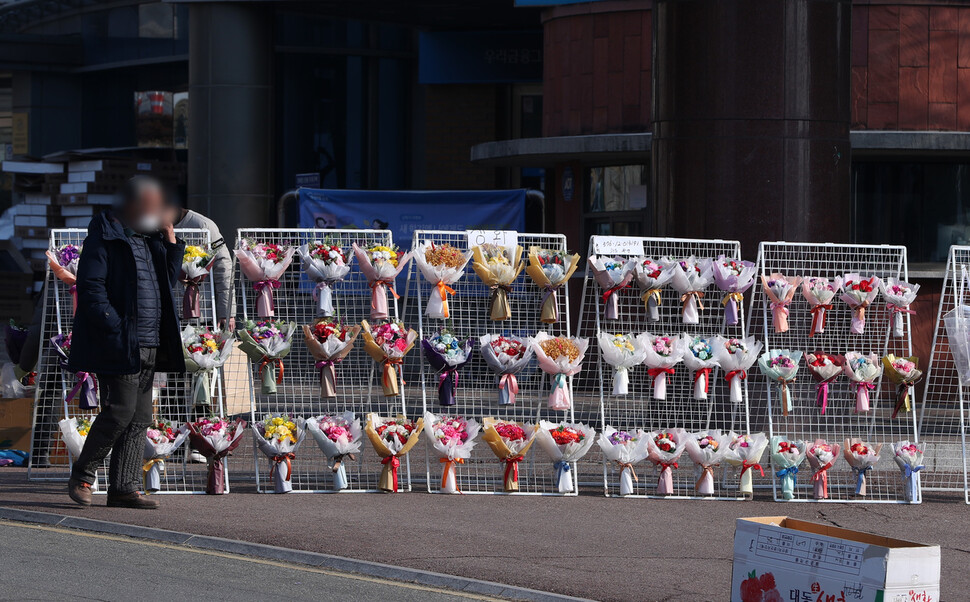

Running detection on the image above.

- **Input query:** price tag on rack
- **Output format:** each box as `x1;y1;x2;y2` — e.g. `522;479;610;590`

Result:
591;236;644;256
466;229;518;249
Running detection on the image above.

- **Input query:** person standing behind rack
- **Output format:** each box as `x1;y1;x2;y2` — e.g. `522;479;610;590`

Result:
169;206;236;332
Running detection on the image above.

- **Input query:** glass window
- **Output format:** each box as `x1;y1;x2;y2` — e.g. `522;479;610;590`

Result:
582;164;651;255
138;3;175;39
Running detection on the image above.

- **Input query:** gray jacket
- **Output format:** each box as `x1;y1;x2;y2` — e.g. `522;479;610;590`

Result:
176;209;235;320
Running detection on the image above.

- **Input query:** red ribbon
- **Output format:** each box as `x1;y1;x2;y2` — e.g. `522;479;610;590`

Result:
381;455;401;492
812;460;834;482
725;369;747;383
740;460;764;477
270;452;295;482
694;368;712;394
809;303;832;336
648;367;675;380
601;282;629;303
502;455;524;487
382;357;405;389
657;461;678;485
258;357;284;384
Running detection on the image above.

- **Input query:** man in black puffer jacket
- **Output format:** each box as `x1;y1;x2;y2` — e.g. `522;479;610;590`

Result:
67;176;186;509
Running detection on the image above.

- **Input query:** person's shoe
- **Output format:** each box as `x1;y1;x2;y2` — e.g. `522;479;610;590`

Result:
106;491;159;510
67;479;92;507
189;450;206;464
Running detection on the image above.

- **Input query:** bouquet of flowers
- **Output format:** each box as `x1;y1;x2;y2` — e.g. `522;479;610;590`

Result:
805;352;843;415
414;241;472;320
892;440;925;503
757;350;802;416
646;429;687;495
422;329;474;406
471;243;525;321
365;414;424;492
633;257;674;321
525;247;581;324
142;418;190;493
236;319;296;394
723;432;768;499
533;421;596;493
806;439;840;500
712;256;757;326
713;336;763;404
479;334;535;405
641;333;685;400
187;417;247;494
302;318;361;398
597;427;650;496
58;415;99;491
299;240;352;317
681;334;720;400
664;256;714;324
423;412;480;494
841;274;881;334
761;273;802;333
587;255;636;320
597;333;648;396
234;239;296;318
481;418;537;492
801;276;842;337
181;326;235;407
532;333;588;410
882;355;922;418
47;243;81;314
843;438;882;497
684;430;731;495
360;319;417;397
50;333;98;410
843;352;883;413
253;413;306;494
353;243;412;320
299;412;362;491
880;278;919;338
179;244;216;319
770;436;806;500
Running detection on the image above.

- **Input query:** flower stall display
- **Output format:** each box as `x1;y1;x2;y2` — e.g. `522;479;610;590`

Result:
414;241;472;320
882;355;923;418
532;333;588;410
422;412;480;494
713;336;763;404
842;352;883;413
597;332;648;396
841;274;881;334
479;334;535;405
665;256;715;324
770;436;806;500
471;243;525;321
633;257;675;322
757;350;802;417
187;417;247;495
533;421;596;494
365;414;424;493
723;432;768;500
801;276;842;337
302;318;361;398
421;329;474;407
352;242;412;320
805;439;840;500
181;326;235;407
805;352;843;415
142;419;190;493
641;333;685;401
684;430;731;495
712;256;757;326
299;412;363;491
880;278;919;338
892;441;926;503
843;439;882;497
587;255;636;320
58;415;99;491
298;240;352;317
360;319;417;397
253;413;306;494
46;243;81;314
179;244;216;319
597;427;650;496
646;429;687;495
234;239;296;318
481;418;537;492
760;273;802;333
525;247;581;324
680;334;720;400
50;333;97;410
236;319;296;394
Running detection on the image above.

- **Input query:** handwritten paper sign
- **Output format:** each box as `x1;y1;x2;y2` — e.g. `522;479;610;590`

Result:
591;236;644;256
466;229;518;250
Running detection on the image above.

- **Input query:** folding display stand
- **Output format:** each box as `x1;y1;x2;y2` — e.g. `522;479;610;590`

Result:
748;242;919;503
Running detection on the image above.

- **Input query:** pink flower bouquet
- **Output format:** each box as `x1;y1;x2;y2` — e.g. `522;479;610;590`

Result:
761;273;802;333
841;274;881;334
353;243;413;320
880;278;919;338
646;429;687;495
299;412;362;490
843;352;883;413
587;255;636;320
806;439;840;500
882;355;922;418
187;417;247;495
234;239;296;318
360;319;417;397
641;333;685;400
423;412;480;493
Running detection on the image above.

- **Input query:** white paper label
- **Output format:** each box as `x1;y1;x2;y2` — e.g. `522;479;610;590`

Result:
466;229;518;250
592;236;644;256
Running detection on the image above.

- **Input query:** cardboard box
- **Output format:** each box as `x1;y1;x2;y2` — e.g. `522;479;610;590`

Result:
732;517;940;602
0;396;34;452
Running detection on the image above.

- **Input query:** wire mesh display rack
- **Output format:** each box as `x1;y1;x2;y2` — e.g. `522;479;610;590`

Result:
405;230;579;495
575;235;752;499
747;242;919;503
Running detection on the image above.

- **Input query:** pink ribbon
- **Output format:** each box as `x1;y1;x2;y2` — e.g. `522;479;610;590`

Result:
254;280;281;311
498;373;519;404
770;301;790;316
438;369;459;392
886;302;915;316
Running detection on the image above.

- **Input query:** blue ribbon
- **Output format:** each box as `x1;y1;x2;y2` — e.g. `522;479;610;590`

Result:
553;373;568;390
775;465;799;479
904;465;924;502
554;460;571;489
852;466;872;495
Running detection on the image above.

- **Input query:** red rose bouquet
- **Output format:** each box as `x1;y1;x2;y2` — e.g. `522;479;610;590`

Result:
481;418;537;492
365;413;424;492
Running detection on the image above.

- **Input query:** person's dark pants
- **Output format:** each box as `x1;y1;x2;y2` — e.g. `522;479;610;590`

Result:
71;348;157;495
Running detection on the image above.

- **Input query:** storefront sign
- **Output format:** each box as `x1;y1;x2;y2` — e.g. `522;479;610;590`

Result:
295;172;321;189
419;31;542;84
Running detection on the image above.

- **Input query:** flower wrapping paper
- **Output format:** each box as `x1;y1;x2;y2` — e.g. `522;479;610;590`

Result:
525;247;581;324
253;414;306;494
684;430;731;495
757;349;802;416
712;256;757;326
142;422;190;493
641;333;685;400
352;243;413;320
58;416;100;491
664;256;714;324
360;320;417;397
723;432;768;498
597;427;650;496
843;438;882;496
471;244;525;321
533;421;596;494
414;240;473;320
365;413;425;492
531;332;588;410
187;418;247;494
713;336;763;404
681;334;720;400
4;320;28;366
179;245;216;318
234;241;296;318
842;352;883;413
422;412;480;494
298;242;353;317
882;355;923;418
646;428;687;495
770;436;807;500
182;326;235;406
236;320;296;394
50;333;98;410
633;257;674;321
892;440;925;503
479;334;535;405
587;255;636;320
46;244;80;314
299;412;362;491
805;439;840;500
481;417;537;492
801;276;842;337
302;321;360;398
805;352;843;415
840;274;881;334
880;278;919;338
422;331;474;407
761;273;802;333
597;332;649;396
